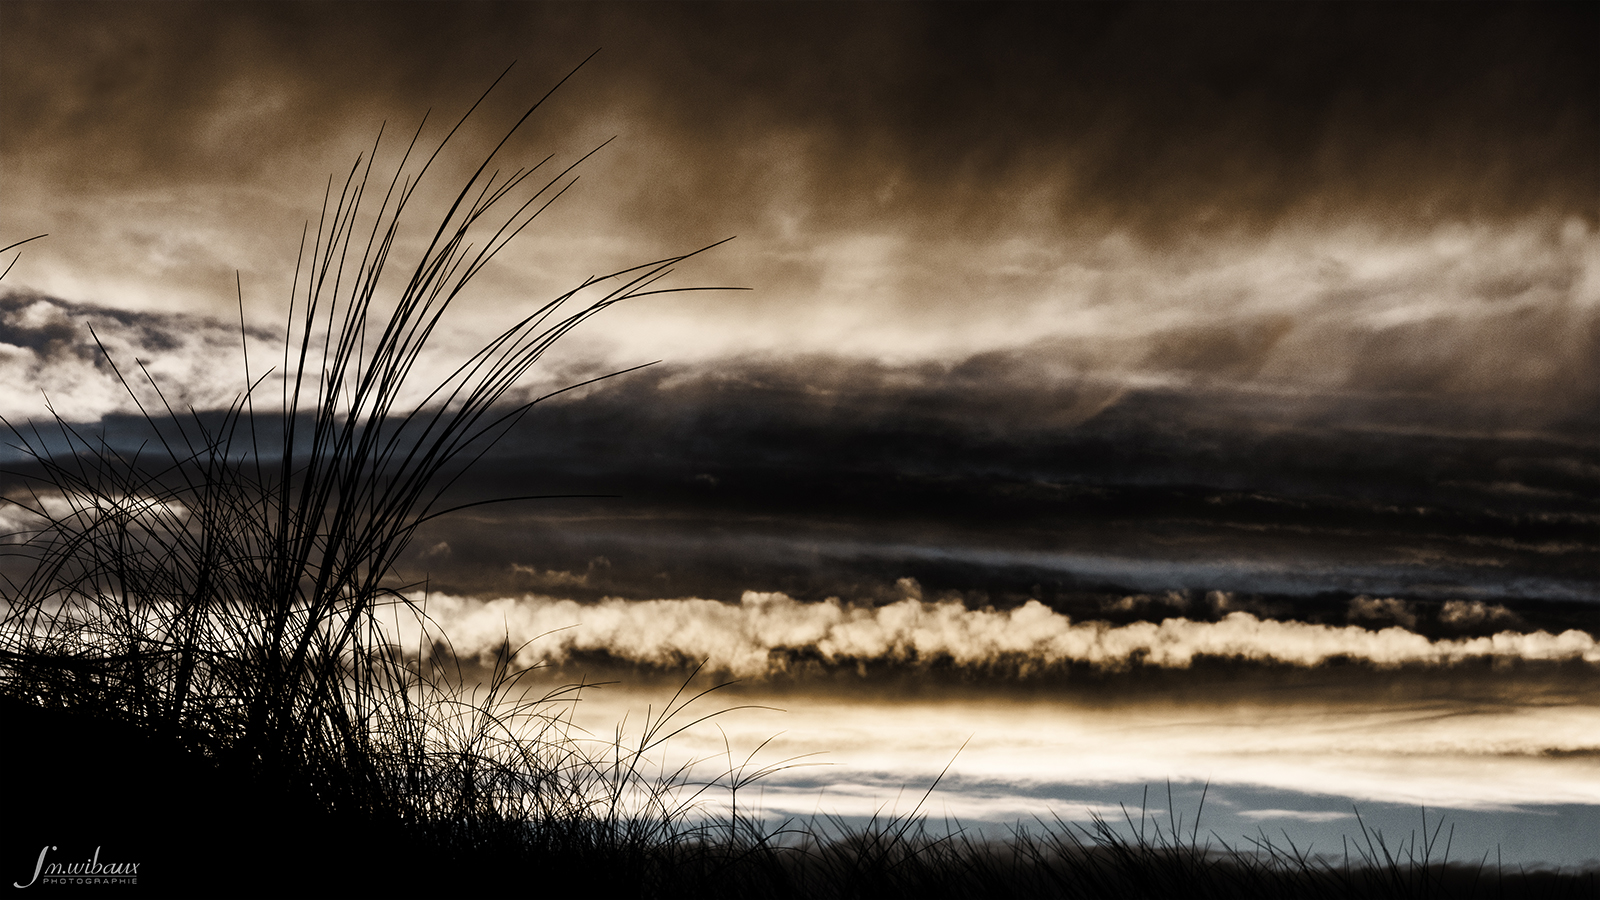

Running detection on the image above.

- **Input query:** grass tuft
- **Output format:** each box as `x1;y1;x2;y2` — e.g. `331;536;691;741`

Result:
0;62;747;891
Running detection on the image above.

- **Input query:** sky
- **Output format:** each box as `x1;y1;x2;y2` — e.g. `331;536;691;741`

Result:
2;0;1598;869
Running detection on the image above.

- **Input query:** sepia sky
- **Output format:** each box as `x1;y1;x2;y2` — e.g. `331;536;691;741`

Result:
3;1;1598;865
3;0;1597;627
4;1;1597;603
4;2;1597;423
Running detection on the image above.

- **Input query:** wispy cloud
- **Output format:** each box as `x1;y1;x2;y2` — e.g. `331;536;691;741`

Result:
0;291;257;420
550;674;1600;814
1238;809;1353;823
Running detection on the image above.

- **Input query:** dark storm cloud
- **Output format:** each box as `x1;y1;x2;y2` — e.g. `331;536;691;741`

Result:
5;2;1594;236
4;291;1595;608
494;350;1600;502
5;1;1595;401
7;282;1592;588
2;2;602;187
616;1;1599;237
380;353;1598;607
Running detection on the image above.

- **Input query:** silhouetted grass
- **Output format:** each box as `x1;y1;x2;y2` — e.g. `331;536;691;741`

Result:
1;67;1594;897
0;60;748;892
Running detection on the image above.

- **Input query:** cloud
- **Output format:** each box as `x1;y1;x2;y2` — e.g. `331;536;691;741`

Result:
1237;809;1354;823
7;296;1591;610
4;3;1596;409
510;557;612;592
9;4;1594;228
548;666;1600;817
0;288;601;424
1347;597;1417;630
10;209;1598;432
397;591;1600;679
1440;600;1521;630
0;291;258;420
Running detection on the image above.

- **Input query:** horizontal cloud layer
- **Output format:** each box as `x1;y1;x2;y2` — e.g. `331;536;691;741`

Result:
398;590;1600;678
5;5;1596;420
8;210;1599;428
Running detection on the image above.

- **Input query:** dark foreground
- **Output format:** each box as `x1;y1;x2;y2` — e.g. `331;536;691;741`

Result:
4;697;1592;900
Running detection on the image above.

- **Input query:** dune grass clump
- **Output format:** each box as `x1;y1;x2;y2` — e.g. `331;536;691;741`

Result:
0;64;756;889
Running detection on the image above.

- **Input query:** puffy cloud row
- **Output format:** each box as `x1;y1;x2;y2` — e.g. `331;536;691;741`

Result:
395;589;1600;678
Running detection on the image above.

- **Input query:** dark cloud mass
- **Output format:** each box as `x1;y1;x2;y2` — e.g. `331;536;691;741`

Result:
3;290;1596;616
4;3;1596;392
393;356;1596;607
5;2;1595;231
